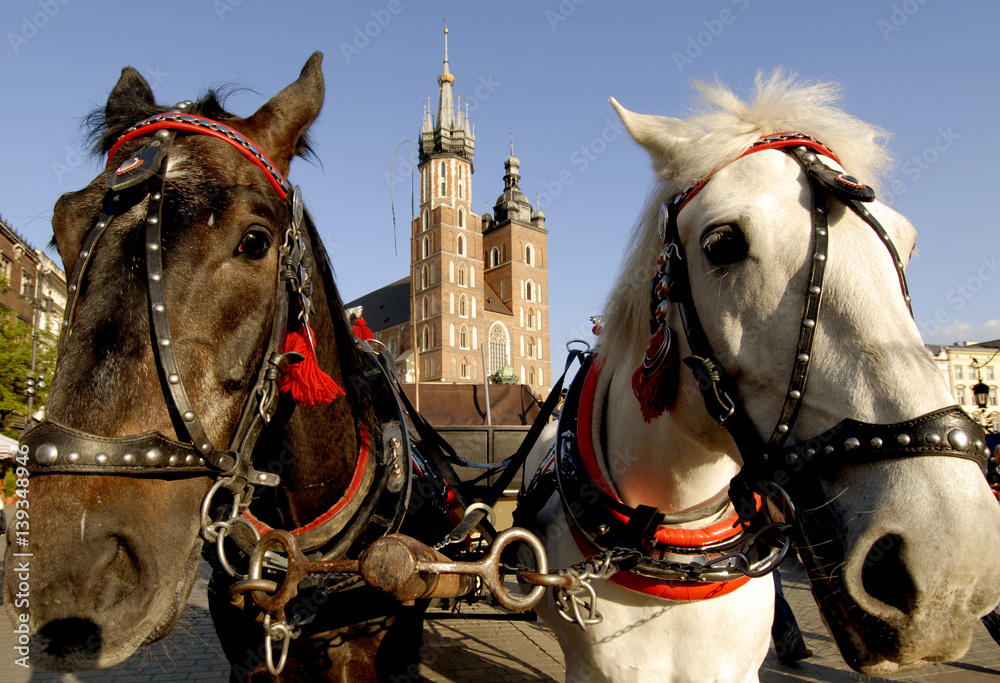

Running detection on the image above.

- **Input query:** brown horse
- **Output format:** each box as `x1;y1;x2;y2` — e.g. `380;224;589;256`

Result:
4;53;452;681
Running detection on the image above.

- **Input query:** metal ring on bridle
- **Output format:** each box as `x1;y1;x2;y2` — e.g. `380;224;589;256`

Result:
463;502;497;528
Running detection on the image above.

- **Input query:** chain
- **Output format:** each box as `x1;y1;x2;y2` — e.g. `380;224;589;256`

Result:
518;518;792;631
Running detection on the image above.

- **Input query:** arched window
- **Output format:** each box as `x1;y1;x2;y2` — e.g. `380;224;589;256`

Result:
460;324;468;349
525;244;533;265
422;236;429;259
421;326;430;351
458;264;466;287
420;265;428;289
538;368;543;386
526;337;535;358
489;323;510;374
471;296;477;319
490;247;500;267
525;281;533;302
461;358;468;378
449;323;455;346
422;209;429;232
470;266;475;288
459;294;468;317
457;234;465;256
527;308;535;330
529;369;535;385
421;296;429;320
458;209;464;228
537;337;543;360
451;356;457;377
440;161;446;196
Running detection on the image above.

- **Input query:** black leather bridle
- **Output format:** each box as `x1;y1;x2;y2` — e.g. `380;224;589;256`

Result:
21;103;323;493
648;132;990;523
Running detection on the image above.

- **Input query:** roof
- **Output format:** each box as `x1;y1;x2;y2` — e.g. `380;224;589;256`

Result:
344;277;411;331
482;279;511;315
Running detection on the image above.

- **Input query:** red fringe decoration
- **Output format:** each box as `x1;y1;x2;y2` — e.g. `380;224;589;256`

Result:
279;327;346;407
352;317;375;341
631;325;679;423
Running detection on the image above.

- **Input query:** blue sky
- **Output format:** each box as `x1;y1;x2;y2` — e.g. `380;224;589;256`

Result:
2;0;999;363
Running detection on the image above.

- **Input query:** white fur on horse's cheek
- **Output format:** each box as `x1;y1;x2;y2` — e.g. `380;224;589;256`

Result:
164;152;187;180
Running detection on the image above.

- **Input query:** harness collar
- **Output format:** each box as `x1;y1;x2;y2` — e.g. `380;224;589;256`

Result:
555;355;777;601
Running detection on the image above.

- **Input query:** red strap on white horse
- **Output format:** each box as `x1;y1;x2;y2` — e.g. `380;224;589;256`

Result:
575;360;756;600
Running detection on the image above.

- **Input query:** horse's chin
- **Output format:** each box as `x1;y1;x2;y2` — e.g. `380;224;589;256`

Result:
21;538;203;673
822;608;975;676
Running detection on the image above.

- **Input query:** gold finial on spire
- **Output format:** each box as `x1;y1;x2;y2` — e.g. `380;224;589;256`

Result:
438;19;454;85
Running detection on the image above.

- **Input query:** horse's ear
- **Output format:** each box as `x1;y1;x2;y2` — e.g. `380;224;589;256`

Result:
106;67;156;116
610;98;699;174
241;52;325;176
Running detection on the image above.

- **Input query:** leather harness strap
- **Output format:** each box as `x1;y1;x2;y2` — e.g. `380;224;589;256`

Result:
649;133;989;524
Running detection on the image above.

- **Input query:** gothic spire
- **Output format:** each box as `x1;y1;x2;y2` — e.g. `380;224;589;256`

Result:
436;26;455;130
419;23;474;163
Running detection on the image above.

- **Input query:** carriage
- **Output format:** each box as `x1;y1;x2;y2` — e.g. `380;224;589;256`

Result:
7;53;1000;682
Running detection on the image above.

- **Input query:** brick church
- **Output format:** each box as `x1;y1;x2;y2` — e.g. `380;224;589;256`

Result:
347;29;551;394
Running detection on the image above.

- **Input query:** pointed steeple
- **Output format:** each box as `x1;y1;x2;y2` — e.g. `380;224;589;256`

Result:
422;97;434;133
437;26;455;130
419;24;475;164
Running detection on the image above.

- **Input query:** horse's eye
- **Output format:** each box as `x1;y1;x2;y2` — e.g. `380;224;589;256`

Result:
238;230;271;260
701;224;748;266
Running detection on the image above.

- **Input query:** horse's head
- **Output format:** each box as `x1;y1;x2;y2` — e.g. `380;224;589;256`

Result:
603;72;1000;674
4;54;328;671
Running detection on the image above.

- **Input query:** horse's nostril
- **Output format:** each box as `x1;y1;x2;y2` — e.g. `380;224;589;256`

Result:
94;536;142;612
36;618;103;670
862;533;914;614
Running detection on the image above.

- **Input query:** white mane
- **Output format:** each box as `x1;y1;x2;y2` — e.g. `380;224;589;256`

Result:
600;70;894;374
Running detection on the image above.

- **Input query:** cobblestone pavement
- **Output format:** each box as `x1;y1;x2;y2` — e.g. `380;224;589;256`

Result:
0;556;998;682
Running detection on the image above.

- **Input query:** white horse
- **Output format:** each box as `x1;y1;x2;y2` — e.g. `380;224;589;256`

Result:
521;72;1000;682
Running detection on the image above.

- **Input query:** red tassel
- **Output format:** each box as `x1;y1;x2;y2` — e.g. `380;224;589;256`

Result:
631;325;679;423
279;327;346;407
352;317;375;341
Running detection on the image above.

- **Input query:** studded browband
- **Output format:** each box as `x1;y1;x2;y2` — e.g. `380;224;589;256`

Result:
648;132;988;522
22;103;308;491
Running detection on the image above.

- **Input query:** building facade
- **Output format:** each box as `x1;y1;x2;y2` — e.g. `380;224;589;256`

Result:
348;29;551;393
928;340;1000;432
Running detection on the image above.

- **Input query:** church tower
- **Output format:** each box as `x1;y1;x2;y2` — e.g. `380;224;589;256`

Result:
412;27;480;382
481;146;550;388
